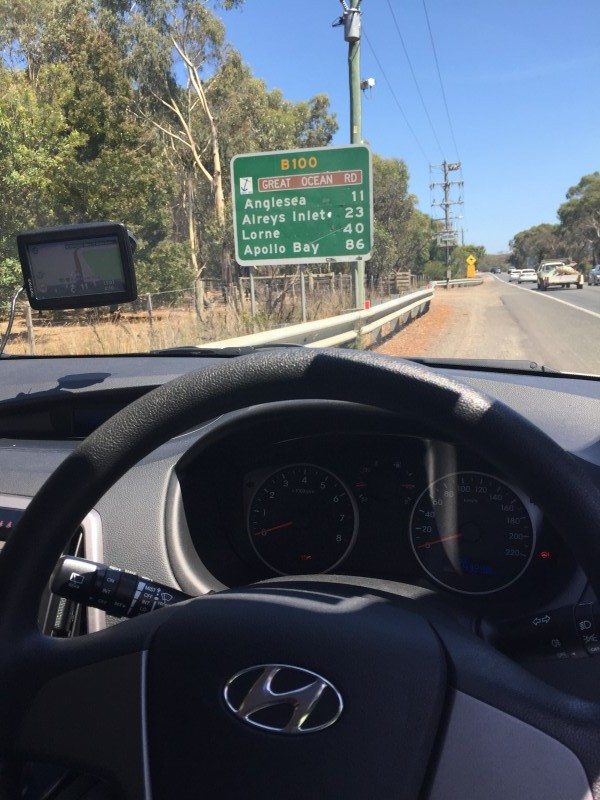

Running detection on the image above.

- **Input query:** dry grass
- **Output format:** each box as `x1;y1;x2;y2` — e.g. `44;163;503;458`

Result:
3;289;360;356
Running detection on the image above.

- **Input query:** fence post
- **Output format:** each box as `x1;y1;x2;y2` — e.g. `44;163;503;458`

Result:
25;304;36;355
194;278;205;320
300;265;307;323
249;266;257;317
146;293;154;330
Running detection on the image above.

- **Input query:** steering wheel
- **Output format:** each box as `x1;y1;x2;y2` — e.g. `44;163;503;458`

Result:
0;349;599;800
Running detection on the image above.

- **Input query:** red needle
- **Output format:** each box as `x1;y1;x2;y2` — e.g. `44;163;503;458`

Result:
418;533;463;549
255;521;294;536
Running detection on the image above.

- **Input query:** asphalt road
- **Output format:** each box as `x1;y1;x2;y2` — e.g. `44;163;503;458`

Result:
495;272;600;315
479;274;600;374
377;274;600;375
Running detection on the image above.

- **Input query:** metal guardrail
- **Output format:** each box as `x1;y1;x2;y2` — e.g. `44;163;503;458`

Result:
431;278;483;288
206;287;434;349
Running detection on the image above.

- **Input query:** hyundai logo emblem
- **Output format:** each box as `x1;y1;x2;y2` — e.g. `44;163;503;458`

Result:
224;664;343;734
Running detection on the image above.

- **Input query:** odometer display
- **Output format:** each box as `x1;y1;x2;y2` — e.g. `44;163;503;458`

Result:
410;472;535;594
248;464;358;575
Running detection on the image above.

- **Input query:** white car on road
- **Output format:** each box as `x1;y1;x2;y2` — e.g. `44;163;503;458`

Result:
508;268;522;281
518;269;537;284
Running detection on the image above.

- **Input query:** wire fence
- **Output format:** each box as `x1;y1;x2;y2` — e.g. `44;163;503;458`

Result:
2;271;426;357
130;270;424;313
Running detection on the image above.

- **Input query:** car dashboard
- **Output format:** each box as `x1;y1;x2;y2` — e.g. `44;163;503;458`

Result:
174;417;577;619
0;353;599;700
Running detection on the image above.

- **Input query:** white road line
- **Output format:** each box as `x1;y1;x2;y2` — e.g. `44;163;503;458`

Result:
492;274;600;321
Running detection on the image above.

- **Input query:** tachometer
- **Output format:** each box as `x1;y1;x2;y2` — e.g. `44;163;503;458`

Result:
409;472;535;594
248;464;358;575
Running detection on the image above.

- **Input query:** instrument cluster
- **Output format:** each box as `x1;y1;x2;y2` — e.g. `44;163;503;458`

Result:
178;430;574;605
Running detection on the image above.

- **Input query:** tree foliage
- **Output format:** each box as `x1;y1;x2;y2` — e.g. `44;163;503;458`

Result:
510;173;600;269
479;253;507;272
450;244;486;277
369;156;431;279
422;260;445;281
558;173;600;264
0;66;85;293
509;224;564;268
0;0;340;297
0;0;478;307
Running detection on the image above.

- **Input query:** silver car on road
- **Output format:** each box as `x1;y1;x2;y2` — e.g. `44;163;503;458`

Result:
588;265;600;286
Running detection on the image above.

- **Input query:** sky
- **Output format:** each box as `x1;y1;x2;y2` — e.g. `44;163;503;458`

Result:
222;0;599;252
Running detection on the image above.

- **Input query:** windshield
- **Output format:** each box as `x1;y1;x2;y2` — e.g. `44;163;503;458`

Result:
1;1;599;375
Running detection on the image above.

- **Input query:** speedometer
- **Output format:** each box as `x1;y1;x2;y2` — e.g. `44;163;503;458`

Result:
409;472;535;594
248;464;358;575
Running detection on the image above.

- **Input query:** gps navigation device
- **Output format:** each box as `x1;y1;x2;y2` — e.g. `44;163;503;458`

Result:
17;222;138;310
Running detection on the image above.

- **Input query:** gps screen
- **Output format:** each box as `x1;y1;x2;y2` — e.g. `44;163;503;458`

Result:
26;236;127;300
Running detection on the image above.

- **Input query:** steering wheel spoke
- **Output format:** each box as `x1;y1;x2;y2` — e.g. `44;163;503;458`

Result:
427;614;599;800
4;611;164;798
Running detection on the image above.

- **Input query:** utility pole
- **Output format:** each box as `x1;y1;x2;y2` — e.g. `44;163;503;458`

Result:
347;0;362;144
337;0;365;308
430;161;463;280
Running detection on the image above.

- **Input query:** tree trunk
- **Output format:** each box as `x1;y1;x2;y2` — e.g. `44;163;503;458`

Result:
171;39;232;290
211;121;226;229
186;174;205;321
208;121;233;290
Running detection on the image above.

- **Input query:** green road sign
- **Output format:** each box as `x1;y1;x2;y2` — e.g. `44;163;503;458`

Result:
231;144;373;267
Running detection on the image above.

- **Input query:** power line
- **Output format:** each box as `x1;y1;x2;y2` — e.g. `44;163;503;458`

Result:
362;29;429;162
385;0;445;159
421;0;461;161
